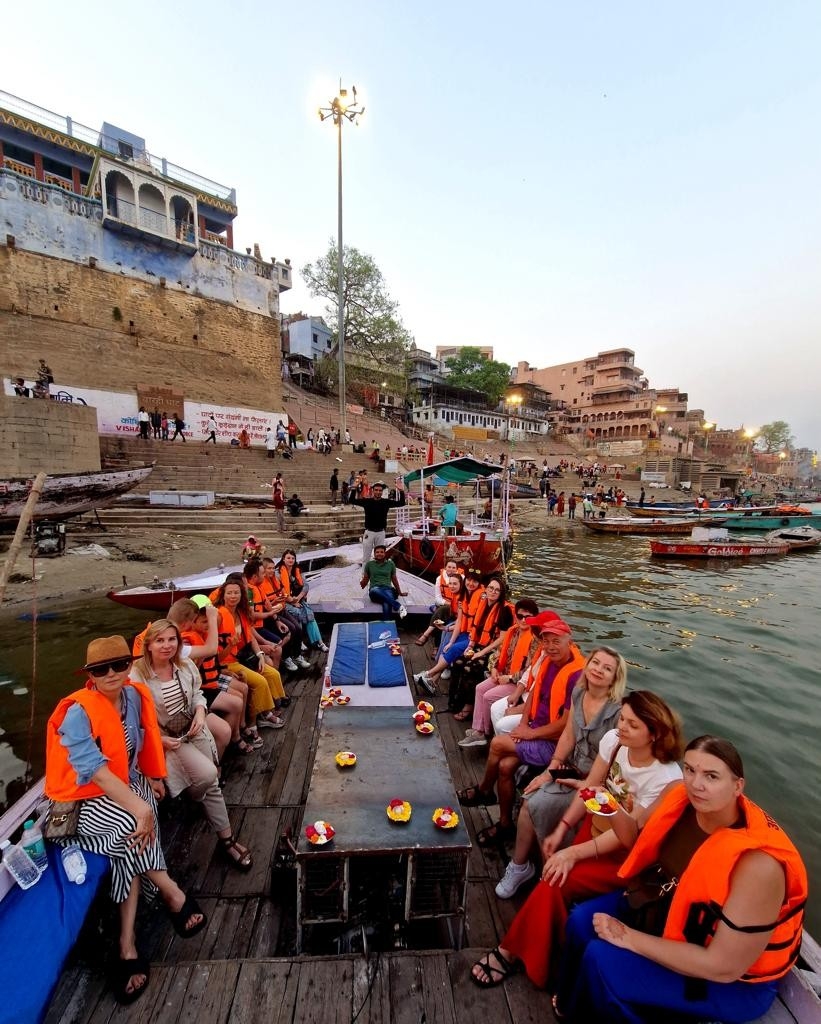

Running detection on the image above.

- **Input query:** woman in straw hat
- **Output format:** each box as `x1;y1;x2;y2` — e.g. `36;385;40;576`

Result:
45;635;207;1004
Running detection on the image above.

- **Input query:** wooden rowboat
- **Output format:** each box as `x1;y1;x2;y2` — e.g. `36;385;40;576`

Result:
582;518;725;536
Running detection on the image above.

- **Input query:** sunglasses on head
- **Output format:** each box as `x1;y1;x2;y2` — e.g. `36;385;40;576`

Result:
87;658;133;678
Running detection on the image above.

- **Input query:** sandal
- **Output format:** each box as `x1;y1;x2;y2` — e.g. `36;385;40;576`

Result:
167;893;208;938
218;834;253;872
111;955;150;1005
230;738;255;755
470;947;519;988
241;728;264;749
551;994;567;1021
457;786;498;807
414;634;430;646
453;707;473;721
476;821;516;847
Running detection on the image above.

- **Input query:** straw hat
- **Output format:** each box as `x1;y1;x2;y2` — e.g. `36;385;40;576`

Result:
83;635;132;668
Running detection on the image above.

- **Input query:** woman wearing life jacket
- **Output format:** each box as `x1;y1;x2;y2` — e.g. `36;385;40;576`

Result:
131;620;253;873
414;570;484;693
552;735;807;1024
471;690;684;988
415;560;464;646
451;574;516;721
458;597;539;747
276;548;328;652
212;577;286;731
45;635;206;1005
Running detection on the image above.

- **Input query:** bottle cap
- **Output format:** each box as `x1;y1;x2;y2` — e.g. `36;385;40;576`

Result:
23;820;34;830
75;873;86;884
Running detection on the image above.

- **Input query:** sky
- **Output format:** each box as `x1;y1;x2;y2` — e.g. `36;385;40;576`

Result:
3;1;820;450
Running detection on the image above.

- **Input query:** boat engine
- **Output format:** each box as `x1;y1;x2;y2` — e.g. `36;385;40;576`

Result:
32;521;66;557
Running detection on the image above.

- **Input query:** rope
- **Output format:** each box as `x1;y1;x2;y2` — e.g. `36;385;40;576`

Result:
24;548;39;788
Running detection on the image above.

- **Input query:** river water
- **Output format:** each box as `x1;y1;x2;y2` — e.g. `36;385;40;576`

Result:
1;519;818;929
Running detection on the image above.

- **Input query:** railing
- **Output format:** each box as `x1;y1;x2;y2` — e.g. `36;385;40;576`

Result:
43;170;73;191
0;88;235;205
106;195;168;235
3;155;36;178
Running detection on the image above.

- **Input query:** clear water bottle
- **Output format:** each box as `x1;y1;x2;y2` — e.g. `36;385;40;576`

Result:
60;844;87;885
1;839;42;890
21;819;48;873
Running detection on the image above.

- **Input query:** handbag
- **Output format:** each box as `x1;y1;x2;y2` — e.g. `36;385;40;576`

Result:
624;862;679;936
163;670;194;737
42;799;81;840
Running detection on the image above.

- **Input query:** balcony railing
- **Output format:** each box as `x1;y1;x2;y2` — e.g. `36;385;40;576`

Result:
3;155;36;179
0;88;236;205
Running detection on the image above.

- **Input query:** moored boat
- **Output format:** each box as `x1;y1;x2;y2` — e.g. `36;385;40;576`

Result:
0;465;154;528
765;526;821;551
720;510;821;531
650;526;789;559
581;517;723;536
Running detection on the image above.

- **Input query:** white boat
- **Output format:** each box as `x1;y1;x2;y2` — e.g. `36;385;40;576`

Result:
0;465;154;527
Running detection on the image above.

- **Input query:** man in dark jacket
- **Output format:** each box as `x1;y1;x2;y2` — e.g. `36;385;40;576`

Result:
352;480;406;564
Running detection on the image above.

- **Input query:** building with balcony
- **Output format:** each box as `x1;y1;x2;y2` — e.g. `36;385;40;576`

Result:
0;90;293;437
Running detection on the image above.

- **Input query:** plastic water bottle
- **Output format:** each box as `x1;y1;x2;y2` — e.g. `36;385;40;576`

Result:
60;844;87;885
21;819;48;873
1;839;42;889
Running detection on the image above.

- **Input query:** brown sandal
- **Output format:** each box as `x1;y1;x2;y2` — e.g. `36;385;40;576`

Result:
414;635;430;646
218;835;253;871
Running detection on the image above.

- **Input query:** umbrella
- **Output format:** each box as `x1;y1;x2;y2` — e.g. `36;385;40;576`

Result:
610;463;626;469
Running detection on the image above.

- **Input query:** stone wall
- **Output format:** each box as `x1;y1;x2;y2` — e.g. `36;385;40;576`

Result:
0;246;283;411
0;395;100;476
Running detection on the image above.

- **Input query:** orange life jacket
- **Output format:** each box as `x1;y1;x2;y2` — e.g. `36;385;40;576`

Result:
45;681;167;800
215;605;251;667
462;586;485;634
246;581;266;628
497;625;533;675
527;643;586;724
618;786;807;983
181;628;220;689
260;574;283;605
278;563;303;597
131;622;152;657
471;598;514;649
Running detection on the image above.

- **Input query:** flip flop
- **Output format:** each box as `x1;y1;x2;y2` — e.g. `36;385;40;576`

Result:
414;636;429;646
453;707;473;721
470;947;519;988
476;822;516;847
457;786;498;807
167;894;208;938
112;955;150;1005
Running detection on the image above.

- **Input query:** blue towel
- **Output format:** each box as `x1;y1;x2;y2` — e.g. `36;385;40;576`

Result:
0;842;108;1024
367;621;406;688
330;622;367;685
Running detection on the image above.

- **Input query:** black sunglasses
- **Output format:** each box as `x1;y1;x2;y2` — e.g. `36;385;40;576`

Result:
87;658;133;678
516;613;529;620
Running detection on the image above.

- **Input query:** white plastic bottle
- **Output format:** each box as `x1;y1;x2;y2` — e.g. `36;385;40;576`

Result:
21;819;48;873
60;844;87;885
1;838;42;889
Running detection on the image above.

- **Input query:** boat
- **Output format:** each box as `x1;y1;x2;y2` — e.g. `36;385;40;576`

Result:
766;526;821;551
0;465;154;528
394;457;513;577
626;504;767;519
107;541;378;611
625;497;731;510
581;518;724;536
650;527;789;559
478;478;540;499
720;510;821;531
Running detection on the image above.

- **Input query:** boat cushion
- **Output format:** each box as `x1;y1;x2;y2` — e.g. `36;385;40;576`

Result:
367;621;406;688
0;841;108;1024
329;622;368;685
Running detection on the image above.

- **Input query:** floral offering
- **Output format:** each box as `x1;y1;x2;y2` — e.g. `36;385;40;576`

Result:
386;798;412;823
432;807;459;829
305;820;335;845
335;751;357;768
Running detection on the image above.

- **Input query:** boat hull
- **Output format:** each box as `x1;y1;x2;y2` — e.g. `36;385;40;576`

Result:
581;518;715;535
393;530;512;577
0;465;153;526
720;513;821;531
649;539;789;559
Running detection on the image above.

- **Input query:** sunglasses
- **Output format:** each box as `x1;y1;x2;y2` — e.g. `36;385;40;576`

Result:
87;658;133;678
516;613;529;620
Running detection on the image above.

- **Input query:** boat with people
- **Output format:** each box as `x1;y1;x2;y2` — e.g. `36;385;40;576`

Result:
393;456;513;577
581;517;728;536
0;465;154;528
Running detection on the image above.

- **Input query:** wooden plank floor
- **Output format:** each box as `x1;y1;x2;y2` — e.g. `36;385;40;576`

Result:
44;631;813;1023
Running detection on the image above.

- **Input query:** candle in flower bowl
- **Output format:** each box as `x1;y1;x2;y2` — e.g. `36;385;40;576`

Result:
417;700;434;715
432;807;459;830
412;709;430;725
305;820;335;844
386;799;412;823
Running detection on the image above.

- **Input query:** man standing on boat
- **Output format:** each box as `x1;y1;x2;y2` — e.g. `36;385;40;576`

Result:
352;479;406;564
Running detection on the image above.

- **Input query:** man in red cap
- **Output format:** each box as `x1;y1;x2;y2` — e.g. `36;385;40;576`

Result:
458;613;585;867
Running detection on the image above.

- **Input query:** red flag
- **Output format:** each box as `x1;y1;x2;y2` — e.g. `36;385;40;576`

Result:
426;437;435;465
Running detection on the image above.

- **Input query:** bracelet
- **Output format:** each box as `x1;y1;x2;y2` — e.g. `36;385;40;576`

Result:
592;836;599;859
560;818;573;830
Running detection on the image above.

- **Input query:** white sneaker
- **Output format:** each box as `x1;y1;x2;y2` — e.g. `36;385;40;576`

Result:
300;643;309;652
283;657;299;672
296;655;311;669
398;605;407;619
458;731;488;748
441;668;451;680
315;641;329;653
495;859;535;899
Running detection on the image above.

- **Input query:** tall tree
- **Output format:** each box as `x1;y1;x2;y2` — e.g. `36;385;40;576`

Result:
444;346;512;405
301;242;413;383
755;420;794;453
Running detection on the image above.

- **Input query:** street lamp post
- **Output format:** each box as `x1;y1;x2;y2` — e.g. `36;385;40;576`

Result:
319;82;365;439
702;421;715;453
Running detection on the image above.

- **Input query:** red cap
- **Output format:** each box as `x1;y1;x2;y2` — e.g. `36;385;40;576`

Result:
525;610;572;635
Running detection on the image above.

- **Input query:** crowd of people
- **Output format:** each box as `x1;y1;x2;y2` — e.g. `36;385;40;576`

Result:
40;532;809;1018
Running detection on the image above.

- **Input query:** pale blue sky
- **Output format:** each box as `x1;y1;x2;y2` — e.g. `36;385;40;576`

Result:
3;1;820;448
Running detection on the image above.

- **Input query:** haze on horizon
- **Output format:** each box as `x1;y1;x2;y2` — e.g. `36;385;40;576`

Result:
3;1;819;451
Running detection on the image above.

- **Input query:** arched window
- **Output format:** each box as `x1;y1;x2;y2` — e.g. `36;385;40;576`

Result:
104;170;135;222
138;183;167;234
170;194;195;242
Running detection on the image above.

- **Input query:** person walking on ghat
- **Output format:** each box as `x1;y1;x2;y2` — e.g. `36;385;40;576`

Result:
352;479;406;564
204;415;217;445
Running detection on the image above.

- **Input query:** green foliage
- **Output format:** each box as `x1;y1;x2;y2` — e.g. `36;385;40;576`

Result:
444;346;512;405
301;241;413;380
755;421;794;453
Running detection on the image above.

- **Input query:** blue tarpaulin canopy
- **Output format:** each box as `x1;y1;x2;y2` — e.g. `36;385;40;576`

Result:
403;457;501;486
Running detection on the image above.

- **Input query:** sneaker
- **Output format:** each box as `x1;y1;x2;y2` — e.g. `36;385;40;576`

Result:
458;732;488;748
495;860;535;899
441;668;451;680
315;641;329;653
283;657;299;672
300;643;308;653
398;605;407;619
413;672;436;695
296;656;311;669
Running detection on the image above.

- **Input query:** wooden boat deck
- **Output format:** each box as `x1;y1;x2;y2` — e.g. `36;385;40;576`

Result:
44;637;819;1024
